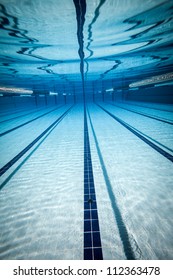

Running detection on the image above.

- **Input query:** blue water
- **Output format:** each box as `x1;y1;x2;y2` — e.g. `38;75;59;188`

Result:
0;0;173;94
0;0;173;260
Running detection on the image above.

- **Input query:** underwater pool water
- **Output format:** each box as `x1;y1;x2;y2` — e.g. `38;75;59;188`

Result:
0;0;173;260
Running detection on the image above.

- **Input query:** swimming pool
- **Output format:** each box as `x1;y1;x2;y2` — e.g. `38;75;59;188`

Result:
0;0;173;260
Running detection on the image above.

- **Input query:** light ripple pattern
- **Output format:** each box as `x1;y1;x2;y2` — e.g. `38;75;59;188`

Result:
0;105;84;260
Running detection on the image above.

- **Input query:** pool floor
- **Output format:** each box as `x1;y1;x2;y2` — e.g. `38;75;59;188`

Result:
0;101;173;260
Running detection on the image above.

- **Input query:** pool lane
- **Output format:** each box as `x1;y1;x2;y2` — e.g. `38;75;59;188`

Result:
0;105;84;260
87;103;173;259
0;105;73;177
0;105;48;123
0;102;173;260
97;103;173;162
0;105;72;168
0;106;37;118
106;102;173;125
98;102;173;156
87;108;135;260
0;105;65;137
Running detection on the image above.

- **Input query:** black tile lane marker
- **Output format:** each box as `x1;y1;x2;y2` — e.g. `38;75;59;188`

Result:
83;107;103;260
104;104;173;154
0;104;65;137
124;101;173;113
97;103;173;163
0;107;33;118
87;108;136;260
0;105;74;177
72;0;103;259
0;120;62;191
0;106;48;124
106;102;173;125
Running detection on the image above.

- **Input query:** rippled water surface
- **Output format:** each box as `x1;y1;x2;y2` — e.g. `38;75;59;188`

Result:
0;0;173;93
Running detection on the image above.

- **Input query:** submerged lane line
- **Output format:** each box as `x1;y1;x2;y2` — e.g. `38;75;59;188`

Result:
97;103;173;163
106;102;173;125
0;106;50;124
0;115;63;190
87;108;136;260
0;105;49;118
0;105;74;177
73;0;103;259
0;107;31;118
124;101;173;113
0;104;64;137
83;106;103;260
103;103;173;154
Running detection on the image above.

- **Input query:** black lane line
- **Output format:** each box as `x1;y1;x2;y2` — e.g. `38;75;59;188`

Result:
0;105;64;137
124;101;173;113
0;107;29;117
0;105;41;117
87;108;136;260
0;105;74;177
83;107;103;260
106;102;173;125
0;116;61;191
97;103;173;163
104;104;173;154
0;105;54;124
73;0;103;260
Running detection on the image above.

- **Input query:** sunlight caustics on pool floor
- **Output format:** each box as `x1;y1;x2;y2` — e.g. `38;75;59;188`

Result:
0;101;173;260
